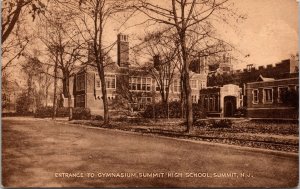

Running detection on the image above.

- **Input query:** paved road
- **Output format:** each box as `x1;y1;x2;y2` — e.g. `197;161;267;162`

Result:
2;117;299;187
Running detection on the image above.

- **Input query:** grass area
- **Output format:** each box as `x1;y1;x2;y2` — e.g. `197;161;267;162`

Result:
68;118;298;153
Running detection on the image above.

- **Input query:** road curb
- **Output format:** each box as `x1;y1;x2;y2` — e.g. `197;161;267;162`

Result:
53;120;299;158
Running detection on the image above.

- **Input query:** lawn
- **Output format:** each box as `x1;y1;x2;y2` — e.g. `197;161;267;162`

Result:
69;118;298;153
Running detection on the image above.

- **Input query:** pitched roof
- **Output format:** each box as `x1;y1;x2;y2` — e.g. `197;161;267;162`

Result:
256;74;275;82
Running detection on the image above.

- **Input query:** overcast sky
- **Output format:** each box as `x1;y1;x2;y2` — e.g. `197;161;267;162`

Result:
231;0;298;68
104;0;298;69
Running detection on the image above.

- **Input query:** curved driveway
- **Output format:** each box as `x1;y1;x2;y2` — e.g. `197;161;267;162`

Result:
2;118;298;187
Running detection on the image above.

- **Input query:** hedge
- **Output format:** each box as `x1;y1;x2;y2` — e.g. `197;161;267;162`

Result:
35;106;69;118
72;107;91;120
142;101;206;119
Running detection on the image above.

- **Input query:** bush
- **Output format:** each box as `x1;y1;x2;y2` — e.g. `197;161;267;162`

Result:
35;106;53;118
35;106;70;118
16;92;32;115
91;115;104;121
142;101;181;118
72;107;91;120
208;119;232;129
193;120;207;127
142;101;206;119
192;104;207;119
57;107;70;117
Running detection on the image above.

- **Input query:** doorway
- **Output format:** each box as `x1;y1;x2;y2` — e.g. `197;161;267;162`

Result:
224;96;236;117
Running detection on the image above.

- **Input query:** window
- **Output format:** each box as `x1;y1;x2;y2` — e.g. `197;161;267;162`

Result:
278;87;288;103
263;88;273;103
215;96;219;111
209;97;214;111
141;78;146;91
95;80;101;88
173;79;180;93
138;97;152;110
105;75;116;89
76;74;85;91
252;89;259;104
130;77;136;90
191;80;197;89
75;95;85;107
155;82;160;92
204;97;208;109
146;78;151;91
192;95;198;103
202;81;206;89
155;79;169;92
136;77;141;90
130;77;152;91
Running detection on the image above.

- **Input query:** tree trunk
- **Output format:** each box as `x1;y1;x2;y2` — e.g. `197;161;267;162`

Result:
181;34;193;133
62;71;73;120
184;70;193;133
52;52;58;119
98;63;109;124
62;75;69;98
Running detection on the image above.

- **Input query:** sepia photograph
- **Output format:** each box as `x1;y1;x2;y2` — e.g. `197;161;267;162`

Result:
1;0;299;187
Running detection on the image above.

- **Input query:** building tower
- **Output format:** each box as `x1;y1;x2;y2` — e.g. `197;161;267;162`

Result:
218;53;233;73
199;55;209;74
117;33;129;67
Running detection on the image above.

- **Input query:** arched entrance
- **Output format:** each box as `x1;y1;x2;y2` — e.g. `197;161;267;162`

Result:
224;96;236;117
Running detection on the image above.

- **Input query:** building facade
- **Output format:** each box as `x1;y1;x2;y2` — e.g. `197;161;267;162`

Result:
67;34;208;115
200;54;299;118
199;84;242;117
246;77;298;119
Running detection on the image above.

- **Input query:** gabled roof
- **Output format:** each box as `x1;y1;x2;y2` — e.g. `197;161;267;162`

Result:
256;74;275;82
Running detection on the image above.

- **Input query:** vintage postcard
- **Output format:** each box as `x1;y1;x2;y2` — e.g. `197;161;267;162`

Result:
1;0;299;187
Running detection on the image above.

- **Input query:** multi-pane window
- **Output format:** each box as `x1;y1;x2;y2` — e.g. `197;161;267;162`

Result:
105;74;116;89
146;78;151;91
141;78;147;91
156;82;160;92
138;97;152;110
76;74;85;91
130;77;136;90
209;97;214;111
192;95;198;103
96;80;101;88
156;79;169;92
263;88;273;103
173;79;180;93
278;87;288;103
129;77;152;91
200;81;206;89
214;96;219;111
75;95;85;107
252;89;259;104
204;97;208;109
191;80;197;89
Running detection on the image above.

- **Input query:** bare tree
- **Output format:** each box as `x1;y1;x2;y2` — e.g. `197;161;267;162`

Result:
136;0;245;132
139;30;179;118
34;2;86;118
62;0;134;124
1;0;46;71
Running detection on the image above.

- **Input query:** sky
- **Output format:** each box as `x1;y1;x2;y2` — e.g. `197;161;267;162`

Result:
4;0;299;74
230;0;299;69
103;0;299;69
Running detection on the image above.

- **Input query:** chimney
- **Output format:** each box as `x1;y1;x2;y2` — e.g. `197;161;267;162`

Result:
117;33;129;67
153;55;160;70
